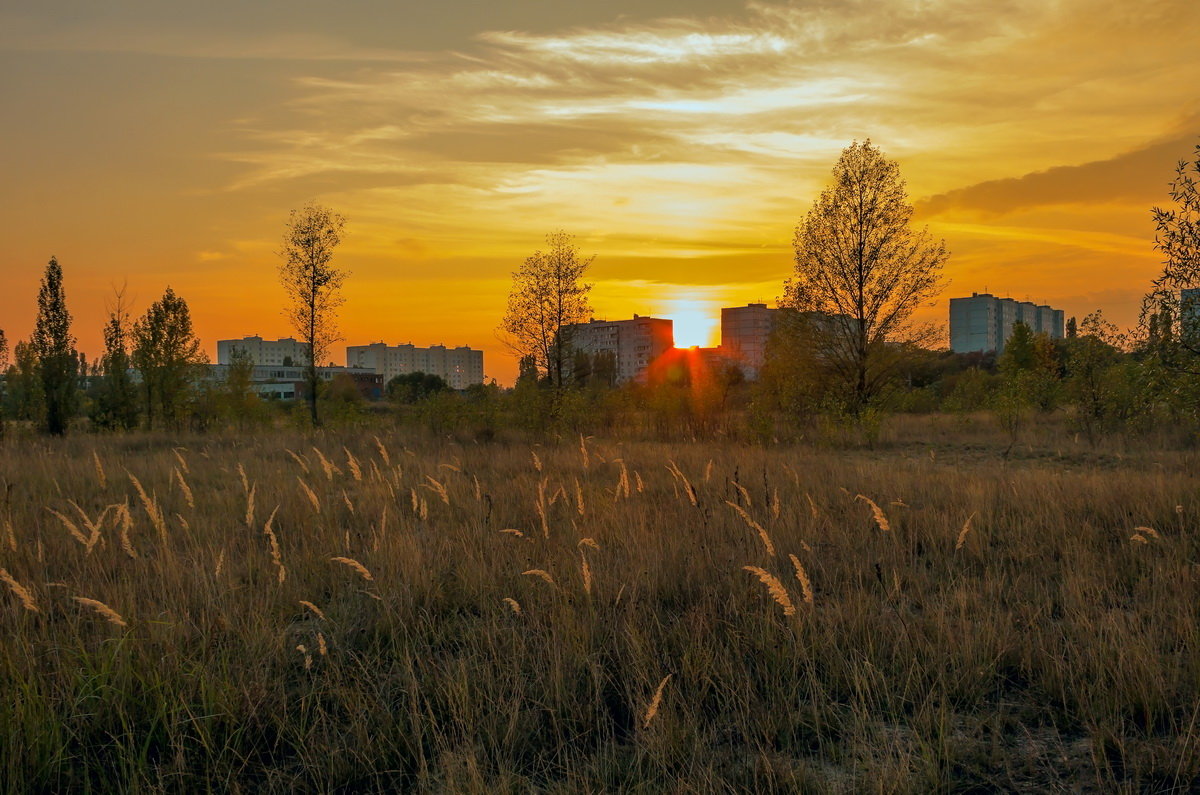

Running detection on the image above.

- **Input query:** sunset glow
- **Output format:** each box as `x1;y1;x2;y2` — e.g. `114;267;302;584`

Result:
663;295;722;348
2;1;1198;383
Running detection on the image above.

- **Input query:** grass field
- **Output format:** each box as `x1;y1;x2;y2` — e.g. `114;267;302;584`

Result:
0;422;1198;792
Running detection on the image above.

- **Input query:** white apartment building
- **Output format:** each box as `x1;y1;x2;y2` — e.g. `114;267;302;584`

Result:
345;343;484;390
566;315;674;384
216;336;310;367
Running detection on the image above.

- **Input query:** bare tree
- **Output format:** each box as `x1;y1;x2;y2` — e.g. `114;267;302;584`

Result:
783;140;947;413
500;231;593;397
278;204;347;428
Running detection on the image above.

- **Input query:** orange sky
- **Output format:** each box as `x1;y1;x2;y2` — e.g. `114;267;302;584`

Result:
2;0;1198;383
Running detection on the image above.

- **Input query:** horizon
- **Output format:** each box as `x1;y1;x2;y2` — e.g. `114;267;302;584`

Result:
3;0;1198;384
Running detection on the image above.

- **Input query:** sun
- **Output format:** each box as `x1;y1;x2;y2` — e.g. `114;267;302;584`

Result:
666;300;720;348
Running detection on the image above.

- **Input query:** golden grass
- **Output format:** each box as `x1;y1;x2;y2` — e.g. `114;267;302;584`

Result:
2;424;1198;791
788;553;815;605
522;569;556;587
0;567;39;613
956;512;976;551
856;494;892;532
643;674;672;728
72;596;127;628
725;500;776;557
742;566;796;616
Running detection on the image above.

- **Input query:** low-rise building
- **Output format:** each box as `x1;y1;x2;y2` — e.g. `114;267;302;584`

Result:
208;364;383;401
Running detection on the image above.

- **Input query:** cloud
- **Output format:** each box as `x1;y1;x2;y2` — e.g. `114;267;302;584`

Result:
917;124;1200;219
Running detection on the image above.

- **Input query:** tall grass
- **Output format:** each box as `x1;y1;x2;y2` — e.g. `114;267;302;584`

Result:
0;423;1197;791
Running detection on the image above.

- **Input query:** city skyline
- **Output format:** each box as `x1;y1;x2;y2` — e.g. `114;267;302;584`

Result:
3;1;1198;383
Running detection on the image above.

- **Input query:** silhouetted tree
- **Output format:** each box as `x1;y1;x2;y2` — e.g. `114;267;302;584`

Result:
1065;311;1125;444
500;232;593;403
783;141;948;414
6;341;43;423
221;348;261;430
31;256;78;435
278;203;347;428
91;286;139;430
132;287;206;428
386;372;450;404
0;329;7;437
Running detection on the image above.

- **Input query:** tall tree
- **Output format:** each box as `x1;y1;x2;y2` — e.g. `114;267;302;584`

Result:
1141;140;1200;362
91;286;140;430
6;342;44;423
0;329;8;438
500;231;593;399
783;141;948;413
132;287;206;428
278;203;347;428
31;256;78;435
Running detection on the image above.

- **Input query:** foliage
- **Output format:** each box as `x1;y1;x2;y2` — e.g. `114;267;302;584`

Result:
90;287;140;431
1063;311;1126;444
220;348;265;430
784;140;948;414
131;287;207;429
31;256;79;435
278;203;347;428
997;322;1061;413
386;371;450;405
499;231;593;398
0;328;7;436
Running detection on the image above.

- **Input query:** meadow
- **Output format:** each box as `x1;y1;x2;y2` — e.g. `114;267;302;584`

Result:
0;420;1197;792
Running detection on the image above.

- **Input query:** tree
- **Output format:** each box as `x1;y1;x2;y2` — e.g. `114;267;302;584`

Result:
500;232;593;401
386;371;450;404
6;342;43;423
31;256;78;435
0;329;7;437
132;287;206;428
1065;311;1125;444
221;348;261;429
783;141;948;414
91;286;140;430
278;203;347;428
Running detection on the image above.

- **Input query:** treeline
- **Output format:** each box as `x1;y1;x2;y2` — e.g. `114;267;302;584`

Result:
0;260;230;435
3;139;1198;444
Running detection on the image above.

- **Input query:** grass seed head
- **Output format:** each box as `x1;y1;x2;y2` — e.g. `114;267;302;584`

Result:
73;596;127;628
743;566;796;615
331;556;374;581
0;568;39;613
643;674;673;728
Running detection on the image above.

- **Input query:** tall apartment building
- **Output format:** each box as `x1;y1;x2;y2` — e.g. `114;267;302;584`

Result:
566;315;674;384
216;336;310;366
720;303;779;379
949;293;1065;354
345;343;484;390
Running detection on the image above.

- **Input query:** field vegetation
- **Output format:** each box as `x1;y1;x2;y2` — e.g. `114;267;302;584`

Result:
1;421;1198;792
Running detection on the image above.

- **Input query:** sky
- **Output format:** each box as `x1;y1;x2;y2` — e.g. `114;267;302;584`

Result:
2;0;1198;384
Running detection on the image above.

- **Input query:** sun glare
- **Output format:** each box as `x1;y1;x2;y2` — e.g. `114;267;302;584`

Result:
666;300;720;348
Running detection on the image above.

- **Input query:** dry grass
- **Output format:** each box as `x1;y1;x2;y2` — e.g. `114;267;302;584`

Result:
0;423;1198;792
